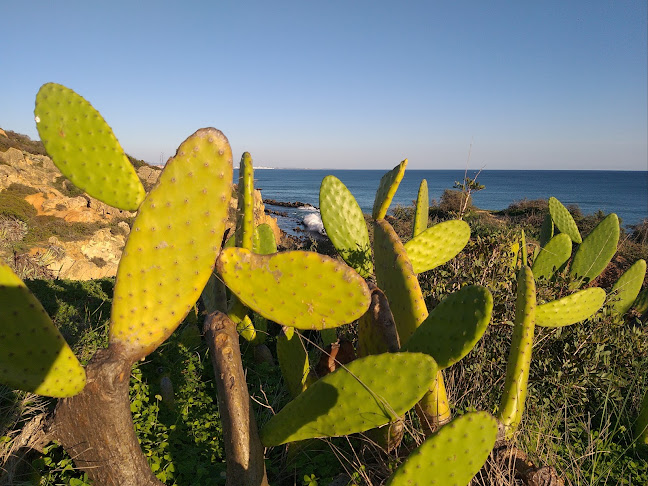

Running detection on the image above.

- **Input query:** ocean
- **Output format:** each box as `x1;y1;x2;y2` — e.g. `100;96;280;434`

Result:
236;169;648;236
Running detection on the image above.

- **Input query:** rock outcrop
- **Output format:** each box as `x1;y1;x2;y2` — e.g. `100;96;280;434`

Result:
0;141;281;280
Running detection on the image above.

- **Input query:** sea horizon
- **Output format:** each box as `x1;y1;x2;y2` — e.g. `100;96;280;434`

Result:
232;168;647;234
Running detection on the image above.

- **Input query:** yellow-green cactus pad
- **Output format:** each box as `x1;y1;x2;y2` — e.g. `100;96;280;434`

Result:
539;212;554;248
415;371;452;433
412;179;429;238
357;284;400;358
536;287;606;327
216;248;371;330
636;389;648;446
235;152;254;250
110;128;233;360
497;266;535;439
277;327;311;399
386;411;498;486
253;224;278;255
404;220;471;274
570;213;619;285
0;263;85;397
261;352;437;446
634;287;648;315
373;219;428;345
402;285;493;369
372;160;408;220
548;197;582;244
531;233;572;280
34;83;145;211
319;175;373;278
609;259;646;317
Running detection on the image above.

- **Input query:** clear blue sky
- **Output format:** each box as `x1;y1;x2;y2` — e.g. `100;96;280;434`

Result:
2;1;646;170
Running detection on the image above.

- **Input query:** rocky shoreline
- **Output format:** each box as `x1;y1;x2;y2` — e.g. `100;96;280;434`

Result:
0;133;281;280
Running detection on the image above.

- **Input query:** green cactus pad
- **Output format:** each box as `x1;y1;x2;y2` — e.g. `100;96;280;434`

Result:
548;197;582;244
235;152;254;250
236;314;257;342
373;219;428;345
636;390;648;446
412;179;429;238
34;83;145;211
319;175;373;278
539;212;554;248
536;287;606;327
402;285;493;369
110;128;233;360
217;248;371;330
357;284;400;358
277;327;311;399
609;259;647;317
261;352;437;446
386;411;498;486
634;287;648;315
0;263;86;397
569;213;619;285
531;233;572;280
497;266;536;439
372;160;408;220
253;224;278;255
404;220;471;274
320;328;338;346
415;371;452;434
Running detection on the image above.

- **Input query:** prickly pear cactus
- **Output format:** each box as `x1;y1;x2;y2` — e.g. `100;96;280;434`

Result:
570;213;619;285
535;288;606;327
277;327;312;399
497;266;536;439
0;263;86;397
253;223;278;255
548;197;582;244
531;233;572;280
372;159;407;220
235;152;255;250
404;220;471;275
539;212;554;248
402;285;493;369
386;412;498;486
373;219;428;345
636;389;648;446
609;259;646;317
634;287;648;316
110;128;233;361
217;248;371;330
260;352;437;446
357;284;400;358
414;371;451;433
34;83;145;211
412;179;429;238
319;175;373;277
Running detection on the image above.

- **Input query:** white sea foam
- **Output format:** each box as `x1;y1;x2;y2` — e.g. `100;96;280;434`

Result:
303;213;326;235
297;204;318;211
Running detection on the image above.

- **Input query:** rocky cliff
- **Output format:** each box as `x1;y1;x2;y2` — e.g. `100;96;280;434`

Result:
0;130;281;280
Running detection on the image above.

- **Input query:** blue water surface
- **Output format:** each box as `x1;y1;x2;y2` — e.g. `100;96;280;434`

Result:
239;169;647;232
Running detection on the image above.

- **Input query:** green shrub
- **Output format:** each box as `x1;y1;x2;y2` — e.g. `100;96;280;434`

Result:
0;191;37;222
438;188;470;213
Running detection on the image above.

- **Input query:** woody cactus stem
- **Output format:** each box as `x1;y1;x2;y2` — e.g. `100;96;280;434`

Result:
204;312;269;486
48;346;164;486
